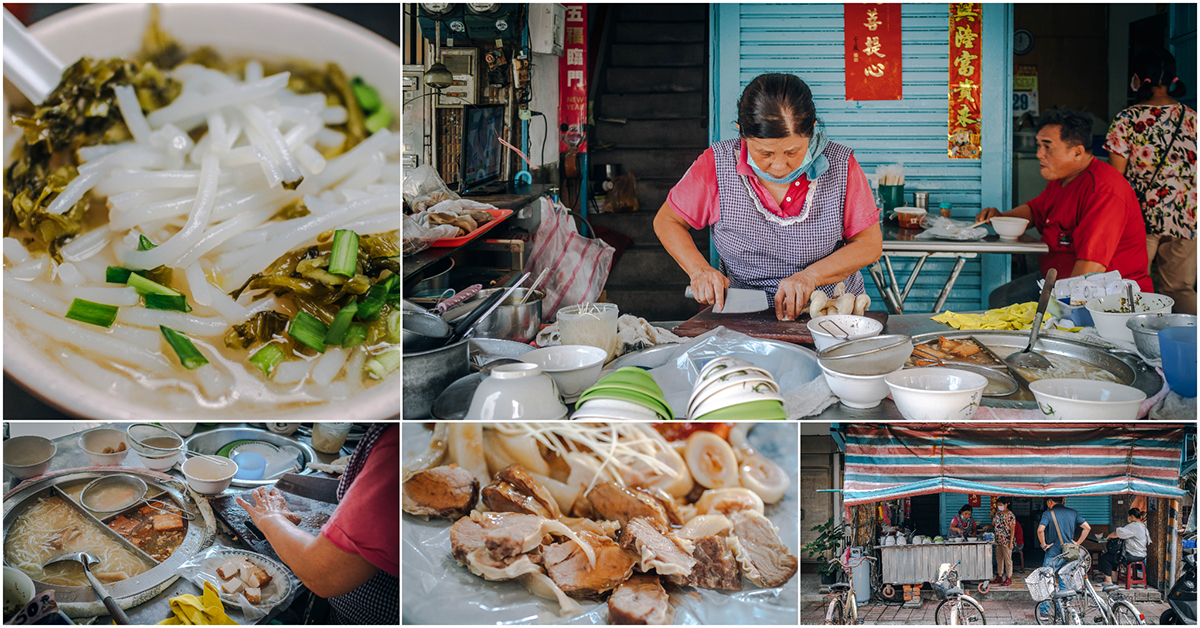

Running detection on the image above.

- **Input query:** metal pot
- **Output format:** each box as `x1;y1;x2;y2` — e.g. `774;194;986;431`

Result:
402;310;453;352
403;338;470;419
412;257;454;297
1127;313;1198;360
463;288;544;343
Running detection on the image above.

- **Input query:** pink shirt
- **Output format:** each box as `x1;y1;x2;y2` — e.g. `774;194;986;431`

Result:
667;140;879;238
321;425;399;576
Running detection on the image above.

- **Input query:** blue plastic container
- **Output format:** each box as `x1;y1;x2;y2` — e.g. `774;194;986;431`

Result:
1053;298;1094;327
232;452;267;480
1159;326;1197;398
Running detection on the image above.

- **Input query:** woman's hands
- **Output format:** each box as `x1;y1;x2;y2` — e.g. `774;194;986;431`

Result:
688;265;730;312
236;487;301;527
775;271;818;321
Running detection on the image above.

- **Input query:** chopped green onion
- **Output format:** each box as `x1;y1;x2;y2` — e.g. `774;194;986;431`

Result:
137;234;158;251
65;298;119;328
249;343;286;376
364;107;393;134
144;294;192;312
160;325;208;370
365;347;401;379
386;309;401;343
358;274;397;321
328;230;359;277
106;266;134;284
324;301;359;346
351;77;382;111
128;273;181;297
287;311;328;354
342;323;368;348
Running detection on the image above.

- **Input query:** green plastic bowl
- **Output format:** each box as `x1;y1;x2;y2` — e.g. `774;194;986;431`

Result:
576;387;673;419
695;399;786;420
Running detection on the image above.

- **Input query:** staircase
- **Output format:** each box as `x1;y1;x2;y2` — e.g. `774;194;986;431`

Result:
588;4;710;322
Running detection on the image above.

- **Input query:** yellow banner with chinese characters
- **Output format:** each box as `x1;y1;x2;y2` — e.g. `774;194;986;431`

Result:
948;3;982;159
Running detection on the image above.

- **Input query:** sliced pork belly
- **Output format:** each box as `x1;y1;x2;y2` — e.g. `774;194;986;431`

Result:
608;574;671;625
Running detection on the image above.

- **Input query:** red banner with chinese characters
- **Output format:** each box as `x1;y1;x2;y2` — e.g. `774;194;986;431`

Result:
559;3;587;153
845;4;902;101
948;3;982;159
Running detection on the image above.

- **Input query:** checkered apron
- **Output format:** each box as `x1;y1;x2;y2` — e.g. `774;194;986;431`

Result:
711;138;866;302
328;424;399;624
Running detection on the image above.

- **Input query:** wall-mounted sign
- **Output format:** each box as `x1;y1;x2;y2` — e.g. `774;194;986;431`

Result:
559;3;587;153
948;3;982;159
844;3;902;101
1013;64;1039;116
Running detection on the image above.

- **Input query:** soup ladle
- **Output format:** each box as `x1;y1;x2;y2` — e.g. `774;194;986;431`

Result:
42;552;130;624
1004;267;1056;370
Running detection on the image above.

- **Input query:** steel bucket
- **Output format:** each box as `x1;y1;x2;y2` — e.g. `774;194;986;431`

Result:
464;288;544;344
403;338;470;419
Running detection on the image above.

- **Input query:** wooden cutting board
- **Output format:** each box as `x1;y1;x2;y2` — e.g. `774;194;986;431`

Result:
671;308;889;345
210;490;337;563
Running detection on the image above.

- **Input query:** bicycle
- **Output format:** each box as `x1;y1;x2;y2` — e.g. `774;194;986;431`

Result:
934;560;987;625
1032;555;1086;625
824;555;876;625
1058;548;1144;625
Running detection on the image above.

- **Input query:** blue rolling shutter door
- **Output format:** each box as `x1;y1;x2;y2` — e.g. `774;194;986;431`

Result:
711;4;1014;312
941;493;994;536
1066;496;1111;527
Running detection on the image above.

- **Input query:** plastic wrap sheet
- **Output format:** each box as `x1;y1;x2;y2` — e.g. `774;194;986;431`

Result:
914;216;987;241
401;423;799;625
637;327;821;418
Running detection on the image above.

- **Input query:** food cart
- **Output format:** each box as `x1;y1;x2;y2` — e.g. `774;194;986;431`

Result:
876;541;992;589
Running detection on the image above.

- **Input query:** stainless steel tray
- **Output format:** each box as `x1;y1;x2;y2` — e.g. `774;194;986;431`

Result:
910;330;1162;410
3;469;214;611
184;428;318;487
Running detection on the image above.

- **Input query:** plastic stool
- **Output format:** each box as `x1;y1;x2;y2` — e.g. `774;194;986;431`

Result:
1119;561;1147;590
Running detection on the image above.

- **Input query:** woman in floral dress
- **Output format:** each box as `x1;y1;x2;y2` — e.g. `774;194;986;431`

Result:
1105;48;1197;314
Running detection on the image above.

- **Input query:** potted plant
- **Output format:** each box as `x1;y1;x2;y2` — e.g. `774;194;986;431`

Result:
803;516;847;584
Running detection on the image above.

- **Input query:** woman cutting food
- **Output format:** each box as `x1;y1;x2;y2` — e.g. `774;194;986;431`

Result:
654;73;883;321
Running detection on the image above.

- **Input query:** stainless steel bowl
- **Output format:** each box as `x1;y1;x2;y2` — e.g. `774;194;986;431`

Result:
1127;313;1198;360
817;334;914;376
466;288;544;343
403;310;453;352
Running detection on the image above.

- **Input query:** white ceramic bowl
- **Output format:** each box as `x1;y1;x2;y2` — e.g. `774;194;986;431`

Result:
467;363;569;419
2;3;402;420
885;367;988;420
698;357;757;382
820;363;900;409
135;449;183;472
1087;292;1175;343
79;428;130;466
520;345;608;399
3;566;35;618
688;375;780;418
990;216;1029;240
807;315;884;351
689;383;785;419
1029;379;1146;420
2;436;56;479
572;398;659;420
181;456;239;494
690;370;779;407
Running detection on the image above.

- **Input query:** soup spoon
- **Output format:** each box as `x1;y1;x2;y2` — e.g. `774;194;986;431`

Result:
2;9;63;103
42;553;130;624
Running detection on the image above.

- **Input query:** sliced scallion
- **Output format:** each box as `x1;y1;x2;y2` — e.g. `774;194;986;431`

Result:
144;294;192;312
358;274;397;321
128;272;181;297
364;108;393;134
351;77;382;112
249;343;286;376
328;229;359;277
342;323;368;348
65;298;119;328
324;301;359;346
106;266;134;284
288;311;328;353
365;347;401;380
386;309;401;343
137;234;158;251
160;325;208;370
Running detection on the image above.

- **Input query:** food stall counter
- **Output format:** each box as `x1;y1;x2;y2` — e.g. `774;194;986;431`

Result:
874;541;994;586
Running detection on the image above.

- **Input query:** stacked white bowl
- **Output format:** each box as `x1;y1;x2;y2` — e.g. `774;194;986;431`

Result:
686;358;786;420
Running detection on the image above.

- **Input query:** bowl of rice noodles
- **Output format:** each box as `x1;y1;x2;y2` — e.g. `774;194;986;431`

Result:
2;4;401;419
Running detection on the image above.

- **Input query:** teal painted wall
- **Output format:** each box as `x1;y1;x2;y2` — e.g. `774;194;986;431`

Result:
710;4;1014;311
939;493;1112;536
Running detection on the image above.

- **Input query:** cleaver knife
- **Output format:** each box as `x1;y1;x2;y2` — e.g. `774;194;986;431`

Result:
274;473;340;504
684;286;769;314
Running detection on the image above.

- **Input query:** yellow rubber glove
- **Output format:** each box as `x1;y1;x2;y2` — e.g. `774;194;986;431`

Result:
157;581;237;625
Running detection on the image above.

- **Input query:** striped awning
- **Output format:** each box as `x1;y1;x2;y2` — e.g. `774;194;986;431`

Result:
841;424;1189;505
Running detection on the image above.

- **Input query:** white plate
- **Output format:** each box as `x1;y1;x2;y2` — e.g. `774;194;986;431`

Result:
197;548;293;610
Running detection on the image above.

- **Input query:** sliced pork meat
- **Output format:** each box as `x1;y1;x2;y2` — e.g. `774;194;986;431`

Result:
497;465;563;518
586;482;669;530
643;488;685;527
449;516;486;564
667;536;742;591
403;465;479;519
728;510;797;588
619;517;696;577
608;574;671;625
475;512;553;560
562;516;621;539
481;479;556;518
544;531;637;597
450;515;559;582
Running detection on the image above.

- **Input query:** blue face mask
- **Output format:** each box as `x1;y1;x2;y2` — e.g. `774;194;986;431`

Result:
747;131;830;184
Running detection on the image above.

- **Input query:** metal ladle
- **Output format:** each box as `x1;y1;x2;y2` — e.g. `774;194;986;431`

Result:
1004;267;1057;370
41;552;130;624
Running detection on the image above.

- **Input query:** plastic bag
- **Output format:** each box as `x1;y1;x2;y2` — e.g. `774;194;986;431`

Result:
176;545;291;622
913;215;987;241
403;164;460;213
402;215;446;256
526;197;615;320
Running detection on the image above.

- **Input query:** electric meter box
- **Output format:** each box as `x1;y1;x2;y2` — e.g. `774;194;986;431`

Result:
529;3;565;56
436;48;479;107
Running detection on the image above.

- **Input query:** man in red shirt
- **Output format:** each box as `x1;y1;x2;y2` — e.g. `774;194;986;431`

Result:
978;110;1151;307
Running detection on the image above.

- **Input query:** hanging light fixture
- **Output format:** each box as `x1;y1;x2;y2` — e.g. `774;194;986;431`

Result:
425;20;453;90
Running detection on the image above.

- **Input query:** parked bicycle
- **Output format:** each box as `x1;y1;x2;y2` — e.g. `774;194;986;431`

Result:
1086;579;1146;625
934;560;987;625
1031;554;1086;625
824;555;876;625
